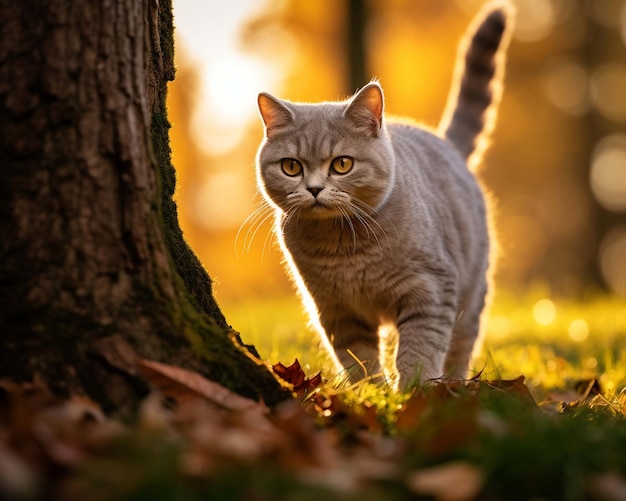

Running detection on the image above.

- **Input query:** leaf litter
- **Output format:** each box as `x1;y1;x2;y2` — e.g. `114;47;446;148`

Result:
1;360;626;500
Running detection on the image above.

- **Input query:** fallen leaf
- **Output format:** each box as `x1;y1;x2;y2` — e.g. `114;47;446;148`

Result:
483;375;538;407
542;378;606;413
407;461;483;501
0;444;40;500
272;359;322;396
396;392;428;432
587;471;626;501
574;378;603;399
139;359;263;412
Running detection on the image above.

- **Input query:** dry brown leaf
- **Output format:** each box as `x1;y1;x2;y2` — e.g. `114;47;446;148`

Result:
426;414;478;456
574;378;603;398
272;359;322;396
0;444;40;500
172;396;285;473
484;375;537;407
139;359;263;412
541;378;605;413
396;392;429;432
0;380;59;430
407;461;483;501
273;400;341;467
587;471;626;501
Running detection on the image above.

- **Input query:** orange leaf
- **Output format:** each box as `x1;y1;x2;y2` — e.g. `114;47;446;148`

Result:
139;359;262;412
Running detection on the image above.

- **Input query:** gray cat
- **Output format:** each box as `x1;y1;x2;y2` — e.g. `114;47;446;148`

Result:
255;3;513;390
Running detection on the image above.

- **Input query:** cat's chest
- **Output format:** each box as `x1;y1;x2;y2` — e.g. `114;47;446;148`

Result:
283;225;391;300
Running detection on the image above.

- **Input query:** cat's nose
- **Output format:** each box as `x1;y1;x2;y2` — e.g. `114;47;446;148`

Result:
307;186;323;198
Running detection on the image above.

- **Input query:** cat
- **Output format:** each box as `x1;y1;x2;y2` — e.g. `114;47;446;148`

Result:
254;2;513;390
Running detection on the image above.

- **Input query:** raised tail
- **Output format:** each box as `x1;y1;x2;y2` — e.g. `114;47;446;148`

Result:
439;2;514;169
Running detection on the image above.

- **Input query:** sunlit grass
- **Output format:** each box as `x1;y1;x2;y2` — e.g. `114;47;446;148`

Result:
475;289;626;395
224;289;626;397
224;294;327;375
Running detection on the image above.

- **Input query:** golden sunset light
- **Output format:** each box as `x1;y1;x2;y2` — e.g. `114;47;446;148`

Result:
5;1;626;496
170;0;626;306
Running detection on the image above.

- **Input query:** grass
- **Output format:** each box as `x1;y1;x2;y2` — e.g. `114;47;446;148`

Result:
224;288;626;395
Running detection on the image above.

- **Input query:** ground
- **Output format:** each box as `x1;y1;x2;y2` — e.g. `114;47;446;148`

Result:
1;291;625;500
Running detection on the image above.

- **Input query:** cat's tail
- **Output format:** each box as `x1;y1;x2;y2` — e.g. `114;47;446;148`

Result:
438;2;515;169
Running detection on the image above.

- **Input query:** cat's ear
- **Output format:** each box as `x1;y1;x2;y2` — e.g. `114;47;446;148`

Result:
258;93;294;137
344;82;384;137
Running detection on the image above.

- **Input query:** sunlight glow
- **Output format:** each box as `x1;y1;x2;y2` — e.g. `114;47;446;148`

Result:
533;299;557;326
173;0;279;155
512;0;556;42
599;227;626;298
190;54;276;155
189;170;252;230
568;319;589;343
590;63;626;122
590;134;626;212
543;59;589;116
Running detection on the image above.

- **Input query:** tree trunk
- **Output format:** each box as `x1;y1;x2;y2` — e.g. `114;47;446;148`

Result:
0;0;288;416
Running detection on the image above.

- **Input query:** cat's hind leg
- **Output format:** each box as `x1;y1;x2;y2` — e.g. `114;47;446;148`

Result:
443;323;477;379
444;289;487;379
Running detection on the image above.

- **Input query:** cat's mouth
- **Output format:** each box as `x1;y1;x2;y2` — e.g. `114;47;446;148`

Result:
303;200;343;219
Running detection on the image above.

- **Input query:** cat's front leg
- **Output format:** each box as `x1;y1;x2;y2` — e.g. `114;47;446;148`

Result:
394;303;456;390
319;309;381;382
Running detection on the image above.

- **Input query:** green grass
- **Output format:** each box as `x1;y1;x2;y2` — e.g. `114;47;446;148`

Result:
476;290;626;394
223;294;329;375
224;289;626;395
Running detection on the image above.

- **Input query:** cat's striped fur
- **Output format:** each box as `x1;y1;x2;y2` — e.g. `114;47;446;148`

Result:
255;2;513;390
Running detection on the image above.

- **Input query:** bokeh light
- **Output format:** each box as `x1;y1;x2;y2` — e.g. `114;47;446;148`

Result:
590;63;626;122
590;134;626;212
533;299;557;326
588;0;625;29
173;0;280;156
543;58;589;115
511;0;556;42
599;226;626;297
568;318;589;342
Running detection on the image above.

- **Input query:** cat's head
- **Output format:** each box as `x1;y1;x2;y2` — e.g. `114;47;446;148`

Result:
255;82;395;221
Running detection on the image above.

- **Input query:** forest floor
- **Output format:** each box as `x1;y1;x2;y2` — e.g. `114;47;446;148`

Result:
1;291;625;500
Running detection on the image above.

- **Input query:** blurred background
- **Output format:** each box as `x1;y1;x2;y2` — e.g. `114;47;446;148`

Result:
169;0;626;350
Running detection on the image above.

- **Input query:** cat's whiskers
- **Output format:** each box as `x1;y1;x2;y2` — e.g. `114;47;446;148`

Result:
344;201;389;252
280;204;303;234
336;205;358;252
351;199;400;249
235;201;275;257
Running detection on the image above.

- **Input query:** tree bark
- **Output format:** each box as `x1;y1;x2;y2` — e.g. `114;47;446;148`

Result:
0;0;288;416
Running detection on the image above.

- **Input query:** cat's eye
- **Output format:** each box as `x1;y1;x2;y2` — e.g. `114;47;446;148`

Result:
281;158;303;177
330;156;354;175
